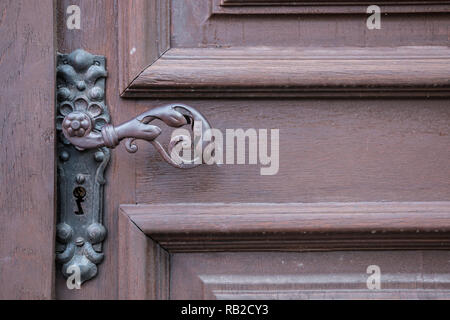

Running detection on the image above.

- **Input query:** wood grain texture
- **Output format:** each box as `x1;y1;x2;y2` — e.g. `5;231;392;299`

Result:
118;205;450;299
222;0;450;4
174;1;450;48
125;46;450;98
0;0;56;299
118;0;170;95
171;251;450;299
215;0;450;14
119;0;450;97
55;0;137;300
118;208;169;300
56;0;450;300
135;99;450;204
121;202;450;252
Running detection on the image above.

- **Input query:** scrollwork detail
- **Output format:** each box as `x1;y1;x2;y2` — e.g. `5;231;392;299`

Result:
62;103;213;169
56;49;110;284
56;49;214;285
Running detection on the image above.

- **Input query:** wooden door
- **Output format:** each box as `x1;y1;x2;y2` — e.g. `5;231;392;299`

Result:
2;0;449;300
0;0;56;300
113;0;450;299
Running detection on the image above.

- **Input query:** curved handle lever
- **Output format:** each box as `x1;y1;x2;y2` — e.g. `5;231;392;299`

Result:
55;49;215;284
61;103;212;169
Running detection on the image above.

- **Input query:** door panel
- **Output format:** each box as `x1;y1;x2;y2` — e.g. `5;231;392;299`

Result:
0;0;56;299
118;203;450;299
119;0;450;98
53;0;450;300
135;100;450;204
55;0;137;300
174;0;450;47
171;251;450;300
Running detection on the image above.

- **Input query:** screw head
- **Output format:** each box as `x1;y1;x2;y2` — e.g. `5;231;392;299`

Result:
59;151;70;162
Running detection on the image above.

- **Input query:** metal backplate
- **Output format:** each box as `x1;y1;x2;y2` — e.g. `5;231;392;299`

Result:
54;49;215;285
55;50;110;283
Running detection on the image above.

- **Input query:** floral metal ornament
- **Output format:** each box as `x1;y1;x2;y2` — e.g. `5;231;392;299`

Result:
56;49;110;284
56;49;213;284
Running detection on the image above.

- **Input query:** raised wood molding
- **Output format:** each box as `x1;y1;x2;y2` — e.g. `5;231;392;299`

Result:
118;0;170;95
120;202;450;252
212;289;450;299
125;46;450;98
118;209;169;300
215;0;450;14
199;274;450;299
118;0;450;98
119;202;450;299
171;250;450;299
222;0;450;4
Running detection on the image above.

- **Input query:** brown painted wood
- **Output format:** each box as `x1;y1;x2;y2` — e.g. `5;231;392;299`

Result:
53;0;450;300
222;0;450;4
221;0;450;4
55;0;137;300
216;0;450;14
170;251;450;299
135;99;450;204
126;46;450;98
173;1;449;47
119;0;450;97
118;209;169;300
120;202;450;252
0;0;56;299
118;206;450;299
118;0;170;95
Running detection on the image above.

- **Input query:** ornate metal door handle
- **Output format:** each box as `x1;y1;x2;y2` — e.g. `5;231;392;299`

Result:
55;49;212;284
61;103;212;168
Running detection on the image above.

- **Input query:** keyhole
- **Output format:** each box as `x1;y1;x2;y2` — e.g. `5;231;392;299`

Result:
73;187;86;215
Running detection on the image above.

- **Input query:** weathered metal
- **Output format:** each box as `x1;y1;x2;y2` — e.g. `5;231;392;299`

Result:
56;49;212;284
